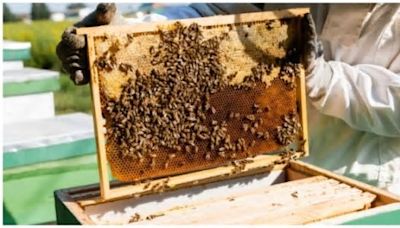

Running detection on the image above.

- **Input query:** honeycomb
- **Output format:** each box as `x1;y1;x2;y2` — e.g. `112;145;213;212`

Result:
91;17;305;182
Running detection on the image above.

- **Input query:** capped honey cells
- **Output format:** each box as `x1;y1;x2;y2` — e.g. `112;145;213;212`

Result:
94;19;305;182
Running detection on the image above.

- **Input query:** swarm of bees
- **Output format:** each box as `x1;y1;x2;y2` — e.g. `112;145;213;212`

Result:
103;22;232;162
97;21;303;178
279;63;301;89
276;113;302;146
231;159;254;175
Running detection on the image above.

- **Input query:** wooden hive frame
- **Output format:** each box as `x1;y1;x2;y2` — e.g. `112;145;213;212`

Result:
76;8;310;203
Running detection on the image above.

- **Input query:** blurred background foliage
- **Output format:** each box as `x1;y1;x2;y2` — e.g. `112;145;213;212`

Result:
3;20;71;71
3;20;92;114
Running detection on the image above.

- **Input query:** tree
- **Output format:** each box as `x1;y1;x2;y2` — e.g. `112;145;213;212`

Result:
31;3;50;20
3;3;19;22
67;3;86;10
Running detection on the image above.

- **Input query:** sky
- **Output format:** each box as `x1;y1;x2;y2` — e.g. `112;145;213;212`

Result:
6;3;169;15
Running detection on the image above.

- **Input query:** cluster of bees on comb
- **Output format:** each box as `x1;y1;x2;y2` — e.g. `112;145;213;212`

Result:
99;21;302;175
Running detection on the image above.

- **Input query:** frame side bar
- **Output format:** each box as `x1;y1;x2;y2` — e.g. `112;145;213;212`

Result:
299;68;309;156
87;35;111;199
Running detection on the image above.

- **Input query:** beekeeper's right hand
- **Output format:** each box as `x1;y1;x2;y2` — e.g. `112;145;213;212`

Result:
56;3;118;85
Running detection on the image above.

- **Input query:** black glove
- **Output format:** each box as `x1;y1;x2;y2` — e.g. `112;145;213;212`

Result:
56;3;117;85
302;13;324;72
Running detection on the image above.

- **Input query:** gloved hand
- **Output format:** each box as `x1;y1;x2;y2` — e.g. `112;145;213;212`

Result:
301;13;324;73
56;3;117;85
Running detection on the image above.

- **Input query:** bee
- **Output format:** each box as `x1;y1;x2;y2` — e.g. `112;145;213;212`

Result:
129;213;141;223
168;153;176;159
127;33;135;42
164;160;170;169
246;115;256;121
266;21;274;30
146;215;156;220
150;158;156;169
143;182;151;190
291;191;299;198
263;131;270;140
242;123;249;132
253;122;259;129
149;153;157;158
234;113;241;119
185;145;191;153
149;45;155;55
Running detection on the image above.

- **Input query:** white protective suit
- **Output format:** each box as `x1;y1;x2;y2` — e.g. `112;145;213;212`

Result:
304;4;400;194
124;3;400;194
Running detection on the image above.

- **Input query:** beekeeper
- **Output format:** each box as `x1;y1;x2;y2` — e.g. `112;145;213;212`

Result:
56;3;400;194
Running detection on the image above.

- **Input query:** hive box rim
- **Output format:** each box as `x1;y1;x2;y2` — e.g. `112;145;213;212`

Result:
54;160;400;225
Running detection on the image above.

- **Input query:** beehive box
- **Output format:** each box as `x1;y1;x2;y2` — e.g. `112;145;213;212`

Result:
54;8;400;224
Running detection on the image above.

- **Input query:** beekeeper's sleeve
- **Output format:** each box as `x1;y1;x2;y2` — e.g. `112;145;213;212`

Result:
306;57;400;137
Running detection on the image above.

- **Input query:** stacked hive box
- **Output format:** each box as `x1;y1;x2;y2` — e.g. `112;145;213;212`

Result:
3;40;99;225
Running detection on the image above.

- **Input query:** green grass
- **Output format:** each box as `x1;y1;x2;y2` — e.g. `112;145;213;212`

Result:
4;20;92;114
55;74;92;114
